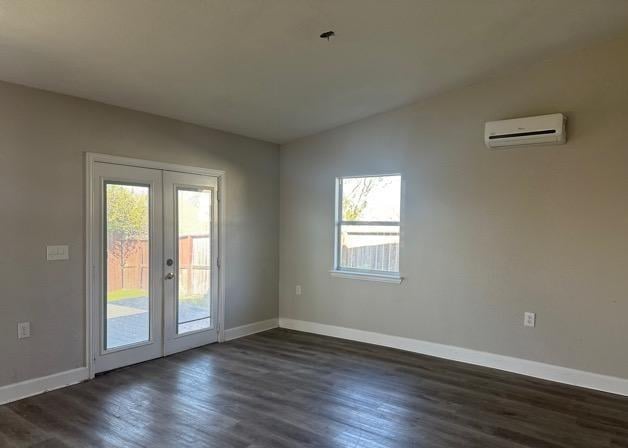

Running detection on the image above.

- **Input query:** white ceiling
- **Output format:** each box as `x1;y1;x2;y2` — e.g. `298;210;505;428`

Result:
1;1;628;144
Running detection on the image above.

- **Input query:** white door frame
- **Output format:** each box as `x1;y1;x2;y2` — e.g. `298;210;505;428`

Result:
85;152;226;379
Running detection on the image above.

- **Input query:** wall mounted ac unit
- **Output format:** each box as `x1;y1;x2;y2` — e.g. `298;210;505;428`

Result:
485;113;566;148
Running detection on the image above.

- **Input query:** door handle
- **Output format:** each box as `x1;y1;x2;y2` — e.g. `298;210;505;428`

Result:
165;272;175;280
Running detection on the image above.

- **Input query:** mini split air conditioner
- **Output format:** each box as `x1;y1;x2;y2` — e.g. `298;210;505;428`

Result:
484;113;566;148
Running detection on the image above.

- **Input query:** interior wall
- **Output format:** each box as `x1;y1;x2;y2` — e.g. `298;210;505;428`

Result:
0;81;279;386
279;34;628;379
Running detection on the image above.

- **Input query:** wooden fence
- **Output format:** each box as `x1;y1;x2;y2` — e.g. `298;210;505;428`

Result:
341;243;399;272
107;235;210;296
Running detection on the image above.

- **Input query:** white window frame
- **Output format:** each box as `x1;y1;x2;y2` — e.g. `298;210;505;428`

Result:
331;174;403;284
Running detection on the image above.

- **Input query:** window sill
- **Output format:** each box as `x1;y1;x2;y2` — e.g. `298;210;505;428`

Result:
329;270;403;284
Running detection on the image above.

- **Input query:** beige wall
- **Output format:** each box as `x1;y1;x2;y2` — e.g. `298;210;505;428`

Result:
279;34;628;379
0;81;279;386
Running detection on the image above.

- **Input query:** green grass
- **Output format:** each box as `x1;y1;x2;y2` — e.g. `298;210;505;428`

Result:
107;288;147;301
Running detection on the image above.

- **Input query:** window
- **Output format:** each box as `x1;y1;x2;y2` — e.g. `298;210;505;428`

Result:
334;174;401;280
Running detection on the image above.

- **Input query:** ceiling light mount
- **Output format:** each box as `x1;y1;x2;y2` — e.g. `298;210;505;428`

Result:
320;31;335;41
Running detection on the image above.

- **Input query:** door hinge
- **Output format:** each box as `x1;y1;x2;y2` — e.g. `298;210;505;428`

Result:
216;190;221;202
217;257;221;269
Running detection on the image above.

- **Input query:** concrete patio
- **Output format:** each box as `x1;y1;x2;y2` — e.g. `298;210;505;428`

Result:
106;297;210;348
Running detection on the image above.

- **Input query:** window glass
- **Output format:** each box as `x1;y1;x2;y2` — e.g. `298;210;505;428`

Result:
336;175;401;274
342;176;400;222
105;183;150;349
177;188;211;334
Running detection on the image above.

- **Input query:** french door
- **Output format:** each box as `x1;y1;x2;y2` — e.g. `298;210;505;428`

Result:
162;171;218;355
91;161;219;373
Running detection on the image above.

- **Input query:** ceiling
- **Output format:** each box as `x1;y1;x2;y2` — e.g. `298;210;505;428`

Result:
1;1;628;144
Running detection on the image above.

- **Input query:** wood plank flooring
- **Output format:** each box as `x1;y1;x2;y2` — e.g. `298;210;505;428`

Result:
1;328;628;447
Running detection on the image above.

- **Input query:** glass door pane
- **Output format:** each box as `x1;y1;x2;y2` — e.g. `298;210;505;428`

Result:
105;183;150;349
177;188;211;334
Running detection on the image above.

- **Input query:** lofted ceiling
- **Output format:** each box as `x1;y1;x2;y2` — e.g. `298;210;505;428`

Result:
1;0;628;143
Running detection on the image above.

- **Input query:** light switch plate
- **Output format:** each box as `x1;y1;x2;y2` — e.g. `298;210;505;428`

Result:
18;322;31;339
47;245;69;261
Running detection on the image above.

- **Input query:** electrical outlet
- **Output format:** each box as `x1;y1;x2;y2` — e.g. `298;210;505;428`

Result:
296;285;302;296
524;312;536;328
18;322;31;339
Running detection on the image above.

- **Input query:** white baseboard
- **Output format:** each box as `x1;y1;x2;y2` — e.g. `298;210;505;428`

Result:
0;319;278;406
279;318;628;397
224;318;279;341
3;319;624;406
0;367;89;405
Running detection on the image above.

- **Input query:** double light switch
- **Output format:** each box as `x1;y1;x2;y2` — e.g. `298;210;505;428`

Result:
47;245;69;261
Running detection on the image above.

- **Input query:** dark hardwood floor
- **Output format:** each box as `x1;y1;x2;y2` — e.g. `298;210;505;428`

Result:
1;328;628;447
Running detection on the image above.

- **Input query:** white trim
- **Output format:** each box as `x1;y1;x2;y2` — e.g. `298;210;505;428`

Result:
85;152;225;177
330;270;403;284
217;174;227;342
224;318;279;341
85;152;227;377
0;368;89;405
85;154;94;378
278;318;628;397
